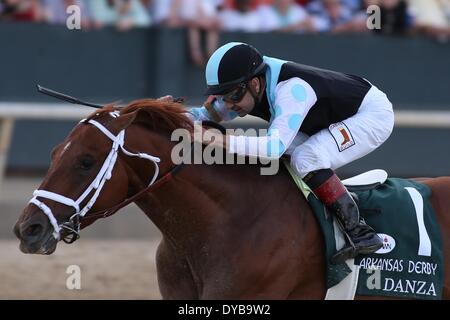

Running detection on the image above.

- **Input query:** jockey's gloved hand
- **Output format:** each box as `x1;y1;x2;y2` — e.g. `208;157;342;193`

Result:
157;95;174;103
203;95;222;123
157;95;185;103
204;95;216;106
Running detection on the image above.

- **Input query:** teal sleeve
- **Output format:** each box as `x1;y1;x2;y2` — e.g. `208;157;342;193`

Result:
187;98;238;122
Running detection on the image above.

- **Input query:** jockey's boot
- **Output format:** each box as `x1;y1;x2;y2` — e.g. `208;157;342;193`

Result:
303;169;383;264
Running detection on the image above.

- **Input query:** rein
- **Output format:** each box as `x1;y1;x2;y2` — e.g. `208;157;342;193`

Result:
28;112;188;243
81;159;186;223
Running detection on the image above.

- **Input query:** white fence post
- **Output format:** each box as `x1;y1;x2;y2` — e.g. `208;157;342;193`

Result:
0;118;14;192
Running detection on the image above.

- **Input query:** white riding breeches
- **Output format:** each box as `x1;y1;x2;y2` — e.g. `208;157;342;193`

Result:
288;84;395;178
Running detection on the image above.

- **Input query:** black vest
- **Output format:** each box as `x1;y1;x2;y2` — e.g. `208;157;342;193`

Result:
250;62;372;136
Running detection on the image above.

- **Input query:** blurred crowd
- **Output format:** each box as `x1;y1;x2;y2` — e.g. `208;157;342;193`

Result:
1;0;449;65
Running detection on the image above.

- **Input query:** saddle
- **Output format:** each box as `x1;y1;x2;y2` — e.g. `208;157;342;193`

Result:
342;169;388;192
284;163;444;300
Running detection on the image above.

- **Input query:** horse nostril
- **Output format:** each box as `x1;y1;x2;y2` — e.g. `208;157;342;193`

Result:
22;223;44;239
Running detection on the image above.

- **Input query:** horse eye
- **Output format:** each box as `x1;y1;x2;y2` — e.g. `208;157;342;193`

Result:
79;156;95;170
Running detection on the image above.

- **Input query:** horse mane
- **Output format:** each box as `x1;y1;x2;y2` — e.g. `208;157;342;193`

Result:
86;99;194;135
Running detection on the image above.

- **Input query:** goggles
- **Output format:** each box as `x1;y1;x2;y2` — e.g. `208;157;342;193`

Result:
221;83;247;103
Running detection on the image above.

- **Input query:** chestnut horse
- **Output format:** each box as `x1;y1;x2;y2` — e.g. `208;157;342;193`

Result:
13;100;450;299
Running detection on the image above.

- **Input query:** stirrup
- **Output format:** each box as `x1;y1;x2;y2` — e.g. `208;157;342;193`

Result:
331;219;383;264
331;243;358;265
331;217;358;264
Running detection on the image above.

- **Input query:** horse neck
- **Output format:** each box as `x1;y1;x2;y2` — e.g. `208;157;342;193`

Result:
121;125;312;249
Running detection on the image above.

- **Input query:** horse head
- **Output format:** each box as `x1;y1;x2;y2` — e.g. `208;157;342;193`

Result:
14;100;192;254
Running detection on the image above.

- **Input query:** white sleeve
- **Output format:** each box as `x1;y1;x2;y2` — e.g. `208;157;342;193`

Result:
228;77;317;159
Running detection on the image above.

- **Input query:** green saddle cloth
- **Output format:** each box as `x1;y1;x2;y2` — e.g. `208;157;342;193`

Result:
284;162;444;299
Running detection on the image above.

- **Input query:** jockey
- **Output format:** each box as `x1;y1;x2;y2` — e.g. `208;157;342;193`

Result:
184;42;394;263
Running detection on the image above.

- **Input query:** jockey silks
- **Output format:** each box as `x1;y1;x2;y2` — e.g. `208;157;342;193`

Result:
252;57;372;136
188;53;393;176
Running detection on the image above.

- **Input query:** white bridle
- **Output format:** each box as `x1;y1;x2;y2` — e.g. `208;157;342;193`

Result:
29;112;161;241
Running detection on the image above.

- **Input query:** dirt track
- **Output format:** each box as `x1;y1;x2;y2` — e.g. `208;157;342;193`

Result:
1;177;165;299
0;239;162;299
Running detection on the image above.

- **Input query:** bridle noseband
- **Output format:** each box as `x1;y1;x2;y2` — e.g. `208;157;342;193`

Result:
28;112;186;243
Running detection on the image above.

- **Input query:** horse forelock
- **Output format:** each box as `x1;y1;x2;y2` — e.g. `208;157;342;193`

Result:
85;104;119;122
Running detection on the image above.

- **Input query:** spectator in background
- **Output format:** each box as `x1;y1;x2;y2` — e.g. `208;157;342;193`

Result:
345;0;381;33
408;0;450;41
340;0;363;13
88;0;119;28
88;0;150;31
373;0;413;35
444;0;450;18
151;0;189;27
220;0;262;32
184;0;221;66
258;0;314;32
307;0;356;33
0;0;42;22
155;0;221;67
116;0;151;31
41;0;90;28
443;0;450;35
151;0;179;26
295;0;311;5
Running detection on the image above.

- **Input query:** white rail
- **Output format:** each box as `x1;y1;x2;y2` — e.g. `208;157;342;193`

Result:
0;103;94;120
0;103;94;189
1;102;449;127
393;110;450;128
0;103;449;189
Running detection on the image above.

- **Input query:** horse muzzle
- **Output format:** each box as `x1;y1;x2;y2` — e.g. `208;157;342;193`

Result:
14;211;58;255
